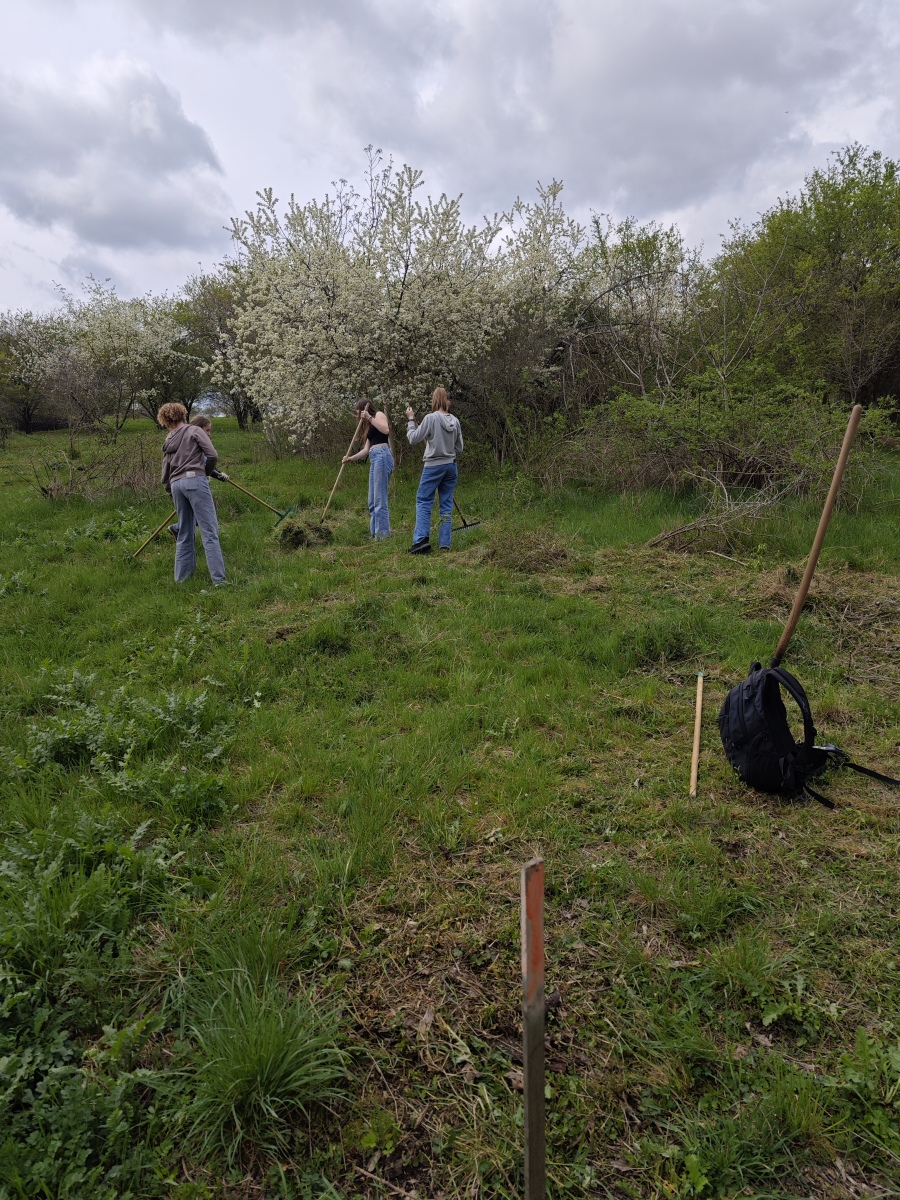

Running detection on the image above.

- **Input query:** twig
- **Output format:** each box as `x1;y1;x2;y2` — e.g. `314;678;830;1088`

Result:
354;1165;417;1198
706;550;750;566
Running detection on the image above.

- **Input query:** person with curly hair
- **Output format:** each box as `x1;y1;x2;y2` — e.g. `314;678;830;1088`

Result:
158;403;227;585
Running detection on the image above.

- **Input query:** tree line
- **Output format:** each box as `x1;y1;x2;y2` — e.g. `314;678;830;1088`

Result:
3;144;899;490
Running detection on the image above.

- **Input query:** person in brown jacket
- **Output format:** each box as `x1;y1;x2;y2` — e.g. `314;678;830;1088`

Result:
158;402;227;585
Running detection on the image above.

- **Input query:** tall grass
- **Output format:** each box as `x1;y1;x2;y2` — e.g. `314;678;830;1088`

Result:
2;422;900;1193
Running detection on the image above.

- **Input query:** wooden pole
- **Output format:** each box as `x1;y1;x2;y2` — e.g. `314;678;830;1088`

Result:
521;857;546;1200
770;404;863;667
132;508;177;558
321;418;365;522
223;477;284;516
689;672;704;797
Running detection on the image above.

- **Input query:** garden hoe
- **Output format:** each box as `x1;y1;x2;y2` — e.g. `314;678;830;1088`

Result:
452;496;482;533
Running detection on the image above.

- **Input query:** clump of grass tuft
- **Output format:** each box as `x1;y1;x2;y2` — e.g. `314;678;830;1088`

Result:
188;976;345;1166
706;932;788;1000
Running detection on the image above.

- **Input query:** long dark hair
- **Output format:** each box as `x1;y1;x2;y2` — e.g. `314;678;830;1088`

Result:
355;398;377;418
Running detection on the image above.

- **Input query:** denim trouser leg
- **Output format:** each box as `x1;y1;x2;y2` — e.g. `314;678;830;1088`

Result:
171;477;226;583
414;462;457;545
367;446;393;538
436;462;458;548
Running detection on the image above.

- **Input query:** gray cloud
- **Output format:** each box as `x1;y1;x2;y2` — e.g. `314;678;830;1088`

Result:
281;0;893;218
0;60;229;250
6;0;900;312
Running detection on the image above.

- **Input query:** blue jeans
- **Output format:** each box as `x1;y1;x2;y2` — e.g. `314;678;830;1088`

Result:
414;461;458;548
171;476;226;583
368;445;393;538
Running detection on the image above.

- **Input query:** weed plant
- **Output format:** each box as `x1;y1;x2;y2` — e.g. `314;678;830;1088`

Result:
1;422;900;1195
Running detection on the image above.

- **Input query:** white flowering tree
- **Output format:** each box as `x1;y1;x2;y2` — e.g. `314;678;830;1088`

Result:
229;153;504;444
57;283;204;432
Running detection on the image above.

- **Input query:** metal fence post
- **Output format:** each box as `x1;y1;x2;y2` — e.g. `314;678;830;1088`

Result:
521;857;546;1200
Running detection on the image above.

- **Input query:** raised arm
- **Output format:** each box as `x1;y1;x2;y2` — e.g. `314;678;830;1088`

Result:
406;411;430;445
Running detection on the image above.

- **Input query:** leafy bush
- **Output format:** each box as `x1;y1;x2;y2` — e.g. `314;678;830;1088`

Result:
837;1028;900;1163
0;814;173;1000
0;571;32;597
0;1014;166;1200
0;814;186;1197
20;674;232;776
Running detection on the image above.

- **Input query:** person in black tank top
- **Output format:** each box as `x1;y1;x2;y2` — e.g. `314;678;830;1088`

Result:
342;399;394;539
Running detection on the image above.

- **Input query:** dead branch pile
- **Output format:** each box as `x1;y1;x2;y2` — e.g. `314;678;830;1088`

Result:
33;436;159;501
647;468;809;550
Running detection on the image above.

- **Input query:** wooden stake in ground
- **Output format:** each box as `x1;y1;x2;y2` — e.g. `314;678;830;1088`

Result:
321;418;365;522
132;508;177;558
690;672;704;797
521;857;546;1200
770;404;863;667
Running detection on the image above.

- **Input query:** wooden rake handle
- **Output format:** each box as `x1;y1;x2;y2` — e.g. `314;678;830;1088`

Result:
223;476;283;516
132;508;177;558
322;418;365;522
770;404;862;667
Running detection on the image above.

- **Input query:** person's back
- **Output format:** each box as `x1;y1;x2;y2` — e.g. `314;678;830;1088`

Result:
408;411;463;464
405;387;463;553
158;403;227;586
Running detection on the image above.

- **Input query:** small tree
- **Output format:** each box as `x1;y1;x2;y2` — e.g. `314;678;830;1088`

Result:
179;268;262;430
230;152;503;444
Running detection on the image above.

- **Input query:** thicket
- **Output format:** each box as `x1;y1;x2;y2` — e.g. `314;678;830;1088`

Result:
3;145;899;500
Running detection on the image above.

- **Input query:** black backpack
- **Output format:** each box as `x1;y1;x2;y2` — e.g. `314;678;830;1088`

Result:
718;664;900;808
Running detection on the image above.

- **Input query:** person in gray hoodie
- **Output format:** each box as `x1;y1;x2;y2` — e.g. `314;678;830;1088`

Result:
158;402;227;585
405;387;463;553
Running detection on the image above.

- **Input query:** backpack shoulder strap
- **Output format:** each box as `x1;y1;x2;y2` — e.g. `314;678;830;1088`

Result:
844;761;900;787
802;782;836;809
768;667;817;749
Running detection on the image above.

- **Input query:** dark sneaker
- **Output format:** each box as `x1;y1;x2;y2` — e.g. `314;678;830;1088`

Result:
168;524;178;539
408;539;432;555
438;546;451;552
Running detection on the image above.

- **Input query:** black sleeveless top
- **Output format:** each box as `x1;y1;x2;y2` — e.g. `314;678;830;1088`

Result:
368;419;390;446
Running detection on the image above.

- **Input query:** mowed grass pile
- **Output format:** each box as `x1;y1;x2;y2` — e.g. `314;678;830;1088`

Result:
1;421;900;1199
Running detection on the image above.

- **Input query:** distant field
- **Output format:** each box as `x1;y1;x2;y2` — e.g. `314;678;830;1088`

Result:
1;420;900;1199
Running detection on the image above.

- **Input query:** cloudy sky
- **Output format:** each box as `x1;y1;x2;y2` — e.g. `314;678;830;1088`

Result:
2;0;899;310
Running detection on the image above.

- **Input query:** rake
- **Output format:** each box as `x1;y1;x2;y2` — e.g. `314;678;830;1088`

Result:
321;418;366;522
221;476;296;527
131;474;295;559
452;496;482;533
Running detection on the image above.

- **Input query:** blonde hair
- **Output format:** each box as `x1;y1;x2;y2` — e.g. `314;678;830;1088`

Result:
431;387;450;413
157;402;187;428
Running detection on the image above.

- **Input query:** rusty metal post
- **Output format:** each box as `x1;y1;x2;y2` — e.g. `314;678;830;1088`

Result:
521;857;546;1200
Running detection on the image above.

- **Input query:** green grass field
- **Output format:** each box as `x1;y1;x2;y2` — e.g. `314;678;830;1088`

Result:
2;420;900;1199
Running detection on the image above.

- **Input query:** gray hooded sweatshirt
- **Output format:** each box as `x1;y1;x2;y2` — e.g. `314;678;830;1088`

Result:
161;424;218;492
406;412;463;465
